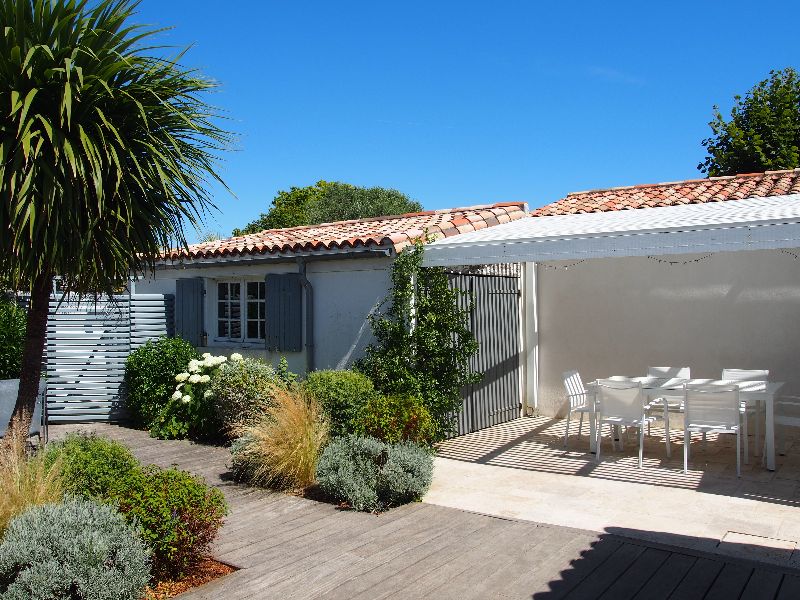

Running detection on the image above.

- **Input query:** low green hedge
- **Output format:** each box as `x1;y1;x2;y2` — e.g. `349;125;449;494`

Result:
303;370;375;437
315;435;433;512
45;433;227;578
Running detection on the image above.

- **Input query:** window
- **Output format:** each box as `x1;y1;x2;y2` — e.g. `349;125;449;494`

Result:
216;280;267;342
245;281;266;339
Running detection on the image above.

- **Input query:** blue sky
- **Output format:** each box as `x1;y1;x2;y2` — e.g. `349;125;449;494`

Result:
134;1;799;239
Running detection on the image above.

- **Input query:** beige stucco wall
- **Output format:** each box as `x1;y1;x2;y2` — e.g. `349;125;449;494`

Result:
536;248;800;417
134;256;392;376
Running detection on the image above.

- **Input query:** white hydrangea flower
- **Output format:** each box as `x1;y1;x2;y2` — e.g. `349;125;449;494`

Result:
230;353;244;362
181;394;192;404
171;390;182;400
177;383;184;390
188;360;201;373
203;390;213;399
199;374;211;383
175;372;189;383
202;352;212;359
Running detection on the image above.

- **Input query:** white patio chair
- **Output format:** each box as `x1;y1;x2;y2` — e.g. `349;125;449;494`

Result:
761;395;800;460
683;383;741;477
722;368;769;465
562;370;593;449
645;366;690;437
595;379;664;467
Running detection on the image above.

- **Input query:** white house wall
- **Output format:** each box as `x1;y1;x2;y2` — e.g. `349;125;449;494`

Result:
536;248;800;417
134;257;392;375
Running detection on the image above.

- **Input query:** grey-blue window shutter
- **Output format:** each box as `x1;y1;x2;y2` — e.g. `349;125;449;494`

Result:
265;274;303;352
175;278;204;346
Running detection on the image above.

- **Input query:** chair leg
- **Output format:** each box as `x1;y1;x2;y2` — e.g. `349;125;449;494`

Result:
578;412;584;439
596;423;602;461
664;405;671;459
742;411;749;465
564;410;572;449
736;429;741;478
638;423;645;468
684;430;689;474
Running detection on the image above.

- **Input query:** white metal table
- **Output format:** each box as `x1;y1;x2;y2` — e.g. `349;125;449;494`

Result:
586;378;784;470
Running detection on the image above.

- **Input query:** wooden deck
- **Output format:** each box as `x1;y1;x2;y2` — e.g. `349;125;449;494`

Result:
51;424;800;599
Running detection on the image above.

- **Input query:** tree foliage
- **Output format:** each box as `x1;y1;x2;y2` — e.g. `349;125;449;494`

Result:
233;181;422;234
699;68;800;176
356;241;480;440
0;0;231;421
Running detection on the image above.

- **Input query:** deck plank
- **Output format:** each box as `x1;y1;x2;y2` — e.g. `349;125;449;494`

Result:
48;424;800;600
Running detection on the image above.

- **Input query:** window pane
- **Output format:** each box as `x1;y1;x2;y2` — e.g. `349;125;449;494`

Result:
218;282;228;300
247;321;259;339
230;283;241;300
231;304;241;319
259;303;265;319
260;321;266;339
218;321;228;337
218;302;228;318
259;282;265;298
247;282;259;299
231;320;241;337
247;302;259;319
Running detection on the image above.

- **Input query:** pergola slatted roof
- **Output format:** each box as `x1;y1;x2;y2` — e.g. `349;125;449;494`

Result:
422;194;800;266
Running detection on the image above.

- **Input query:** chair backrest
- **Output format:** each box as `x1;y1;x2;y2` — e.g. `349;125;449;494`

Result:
562;370;587;409
684;384;739;429
722;368;769;382
596;379;645;421
648;366;690;379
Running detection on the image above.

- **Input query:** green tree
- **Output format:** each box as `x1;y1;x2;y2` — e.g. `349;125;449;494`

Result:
309;182;423;224
232;181;329;235
0;0;231;424
356;240;480;440
699;68;800;176
233;181;422;235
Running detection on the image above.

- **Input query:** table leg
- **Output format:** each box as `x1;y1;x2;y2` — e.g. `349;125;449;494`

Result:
588;389;597;454
766;395;775;471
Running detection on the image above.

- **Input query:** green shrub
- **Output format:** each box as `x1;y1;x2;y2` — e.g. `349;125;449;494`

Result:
112;466;227;578
124;337;199;429
0;298;26;380
0;498;150;600
315;436;433;512
355;393;435;444
211;356;284;434
43;433;139;499
44;433;227;578
303;370;375;437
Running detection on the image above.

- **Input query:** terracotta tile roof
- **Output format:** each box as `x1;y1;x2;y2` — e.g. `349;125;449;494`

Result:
168;202;528;261
532;169;800;217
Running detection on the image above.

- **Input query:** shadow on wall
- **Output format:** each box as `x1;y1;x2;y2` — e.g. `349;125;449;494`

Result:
532;526;800;599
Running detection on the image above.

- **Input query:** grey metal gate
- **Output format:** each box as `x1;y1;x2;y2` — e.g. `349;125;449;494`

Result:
449;268;522;436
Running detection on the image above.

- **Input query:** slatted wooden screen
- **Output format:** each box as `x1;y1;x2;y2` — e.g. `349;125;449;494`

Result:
46;293;174;423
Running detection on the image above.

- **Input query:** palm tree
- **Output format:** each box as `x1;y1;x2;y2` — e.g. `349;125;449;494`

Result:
0;0;232;426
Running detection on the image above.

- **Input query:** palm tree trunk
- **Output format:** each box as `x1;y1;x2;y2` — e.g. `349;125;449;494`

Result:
11;274;53;430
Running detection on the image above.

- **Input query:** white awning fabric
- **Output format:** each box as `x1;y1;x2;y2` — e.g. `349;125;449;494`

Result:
422;194;800;266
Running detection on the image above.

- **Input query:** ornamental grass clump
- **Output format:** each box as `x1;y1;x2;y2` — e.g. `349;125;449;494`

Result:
0;414;63;535
0;498;151;600
231;386;329;490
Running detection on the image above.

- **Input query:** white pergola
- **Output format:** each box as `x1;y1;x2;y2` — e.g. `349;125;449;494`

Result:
422;194;800;267
422;194;800;471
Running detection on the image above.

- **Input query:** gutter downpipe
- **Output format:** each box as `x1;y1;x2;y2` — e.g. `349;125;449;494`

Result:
296;258;315;373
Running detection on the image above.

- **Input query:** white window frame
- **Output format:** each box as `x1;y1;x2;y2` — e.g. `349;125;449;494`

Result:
211;278;266;346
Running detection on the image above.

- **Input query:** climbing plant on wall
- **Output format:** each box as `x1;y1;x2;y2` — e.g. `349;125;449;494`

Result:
356;240;481;440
